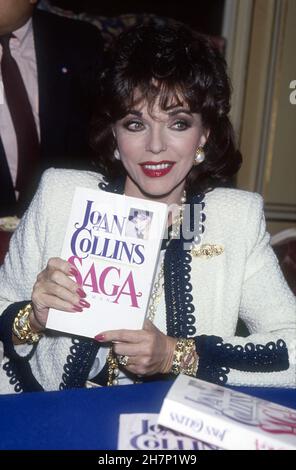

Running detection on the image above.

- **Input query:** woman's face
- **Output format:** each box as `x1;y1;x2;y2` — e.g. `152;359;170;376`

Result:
114;98;208;205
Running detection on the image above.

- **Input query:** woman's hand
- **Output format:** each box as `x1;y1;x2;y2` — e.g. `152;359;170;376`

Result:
95;319;177;376
30;257;89;330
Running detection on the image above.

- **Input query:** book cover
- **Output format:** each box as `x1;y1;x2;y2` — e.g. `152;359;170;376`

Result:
117;413;221;450
158;374;296;450
46;187;167;338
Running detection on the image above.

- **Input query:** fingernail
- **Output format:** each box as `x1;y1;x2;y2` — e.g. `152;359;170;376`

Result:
95;334;105;341
79;299;90;308
77;288;86;298
72;305;83;312
69;268;78;277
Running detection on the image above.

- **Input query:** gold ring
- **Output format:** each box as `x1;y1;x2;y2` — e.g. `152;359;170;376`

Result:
118;355;129;367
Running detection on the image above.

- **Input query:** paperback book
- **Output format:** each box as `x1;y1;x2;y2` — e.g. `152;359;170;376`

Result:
117;413;221;450
46;186;167;338
158;374;296;450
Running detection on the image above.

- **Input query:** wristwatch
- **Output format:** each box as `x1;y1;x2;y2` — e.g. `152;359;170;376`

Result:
12;303;43;344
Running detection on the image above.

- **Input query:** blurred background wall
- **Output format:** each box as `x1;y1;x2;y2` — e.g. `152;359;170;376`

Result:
229;0;296;235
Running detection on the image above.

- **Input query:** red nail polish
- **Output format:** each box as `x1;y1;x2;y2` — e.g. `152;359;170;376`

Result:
69;268;78;277
77;288;86;298
95;334;105;341
79;300;90;308
72;305;83;312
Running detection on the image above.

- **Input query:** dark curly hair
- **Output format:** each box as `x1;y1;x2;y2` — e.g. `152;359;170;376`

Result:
91;21;242;194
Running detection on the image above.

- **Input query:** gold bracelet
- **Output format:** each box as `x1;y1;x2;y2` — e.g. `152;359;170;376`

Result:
12;303;43;344
171;338;199;376
107;348;120;386
171;338;186;375
181;340;199;376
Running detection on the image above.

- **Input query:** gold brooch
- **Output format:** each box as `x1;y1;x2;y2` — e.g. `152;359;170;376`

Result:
191;243;224;258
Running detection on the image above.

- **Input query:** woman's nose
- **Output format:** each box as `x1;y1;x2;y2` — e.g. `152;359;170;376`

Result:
146;127;167;154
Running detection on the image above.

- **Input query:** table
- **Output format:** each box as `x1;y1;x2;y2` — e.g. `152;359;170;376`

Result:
0;380;295;450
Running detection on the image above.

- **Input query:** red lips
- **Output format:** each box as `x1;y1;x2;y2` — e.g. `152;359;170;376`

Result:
140;161;175;178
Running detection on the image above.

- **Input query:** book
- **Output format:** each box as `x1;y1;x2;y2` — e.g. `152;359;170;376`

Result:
158;374;296;450
117;413;221;450
46;186;167;338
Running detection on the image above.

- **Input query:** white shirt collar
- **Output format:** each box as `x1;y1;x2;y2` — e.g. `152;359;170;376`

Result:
12;17;33;48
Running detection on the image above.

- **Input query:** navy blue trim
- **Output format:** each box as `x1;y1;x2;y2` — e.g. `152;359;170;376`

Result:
194;335;289;385
55;175;124;389
98;176;125;194
165;193;205;338
2;356;44;392
60;336;100;390
0;301;29;357
100;177;206;340
97;178;291;387
2;361;23;393
0;301;43;391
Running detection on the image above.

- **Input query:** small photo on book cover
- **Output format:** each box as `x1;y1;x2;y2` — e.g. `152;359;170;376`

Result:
125;208;153;240
46;186;167;338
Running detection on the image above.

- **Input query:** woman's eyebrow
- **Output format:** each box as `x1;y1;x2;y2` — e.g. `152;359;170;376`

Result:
126;110;143;117
125;108;193;118
167;108;193;116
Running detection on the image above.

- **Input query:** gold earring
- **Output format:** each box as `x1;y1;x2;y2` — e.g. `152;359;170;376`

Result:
194;147;205;165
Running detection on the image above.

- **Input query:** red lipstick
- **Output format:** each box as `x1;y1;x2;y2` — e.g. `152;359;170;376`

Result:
140;161;175;178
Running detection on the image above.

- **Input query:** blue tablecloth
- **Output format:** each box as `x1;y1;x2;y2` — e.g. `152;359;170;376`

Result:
0;380;295;449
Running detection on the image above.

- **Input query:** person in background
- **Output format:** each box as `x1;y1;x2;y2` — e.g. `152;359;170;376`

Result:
0;22;295;394
0;0;103;217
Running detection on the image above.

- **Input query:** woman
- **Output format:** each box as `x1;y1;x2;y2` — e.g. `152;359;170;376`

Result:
0;22;295;393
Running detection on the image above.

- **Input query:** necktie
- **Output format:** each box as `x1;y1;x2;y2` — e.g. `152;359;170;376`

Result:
0;34;39;212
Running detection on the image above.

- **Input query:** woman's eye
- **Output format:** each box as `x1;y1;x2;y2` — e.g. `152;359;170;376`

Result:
124;120;144;131
171;120;190;130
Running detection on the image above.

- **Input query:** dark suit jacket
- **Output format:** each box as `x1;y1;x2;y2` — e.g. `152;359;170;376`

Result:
0;10;103;217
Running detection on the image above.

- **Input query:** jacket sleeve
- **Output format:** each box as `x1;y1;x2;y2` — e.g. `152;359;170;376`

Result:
0;171;49;391
0;174;49;316
0;169;104;393
0;170;71;392
195;194;296;387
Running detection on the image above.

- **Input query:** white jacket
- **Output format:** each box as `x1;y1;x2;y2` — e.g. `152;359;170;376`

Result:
0;168;295;393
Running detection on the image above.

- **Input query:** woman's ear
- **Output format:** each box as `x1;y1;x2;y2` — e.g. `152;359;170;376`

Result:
200;129;210;147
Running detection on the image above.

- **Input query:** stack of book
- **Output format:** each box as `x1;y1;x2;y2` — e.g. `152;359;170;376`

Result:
158;374;296;450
